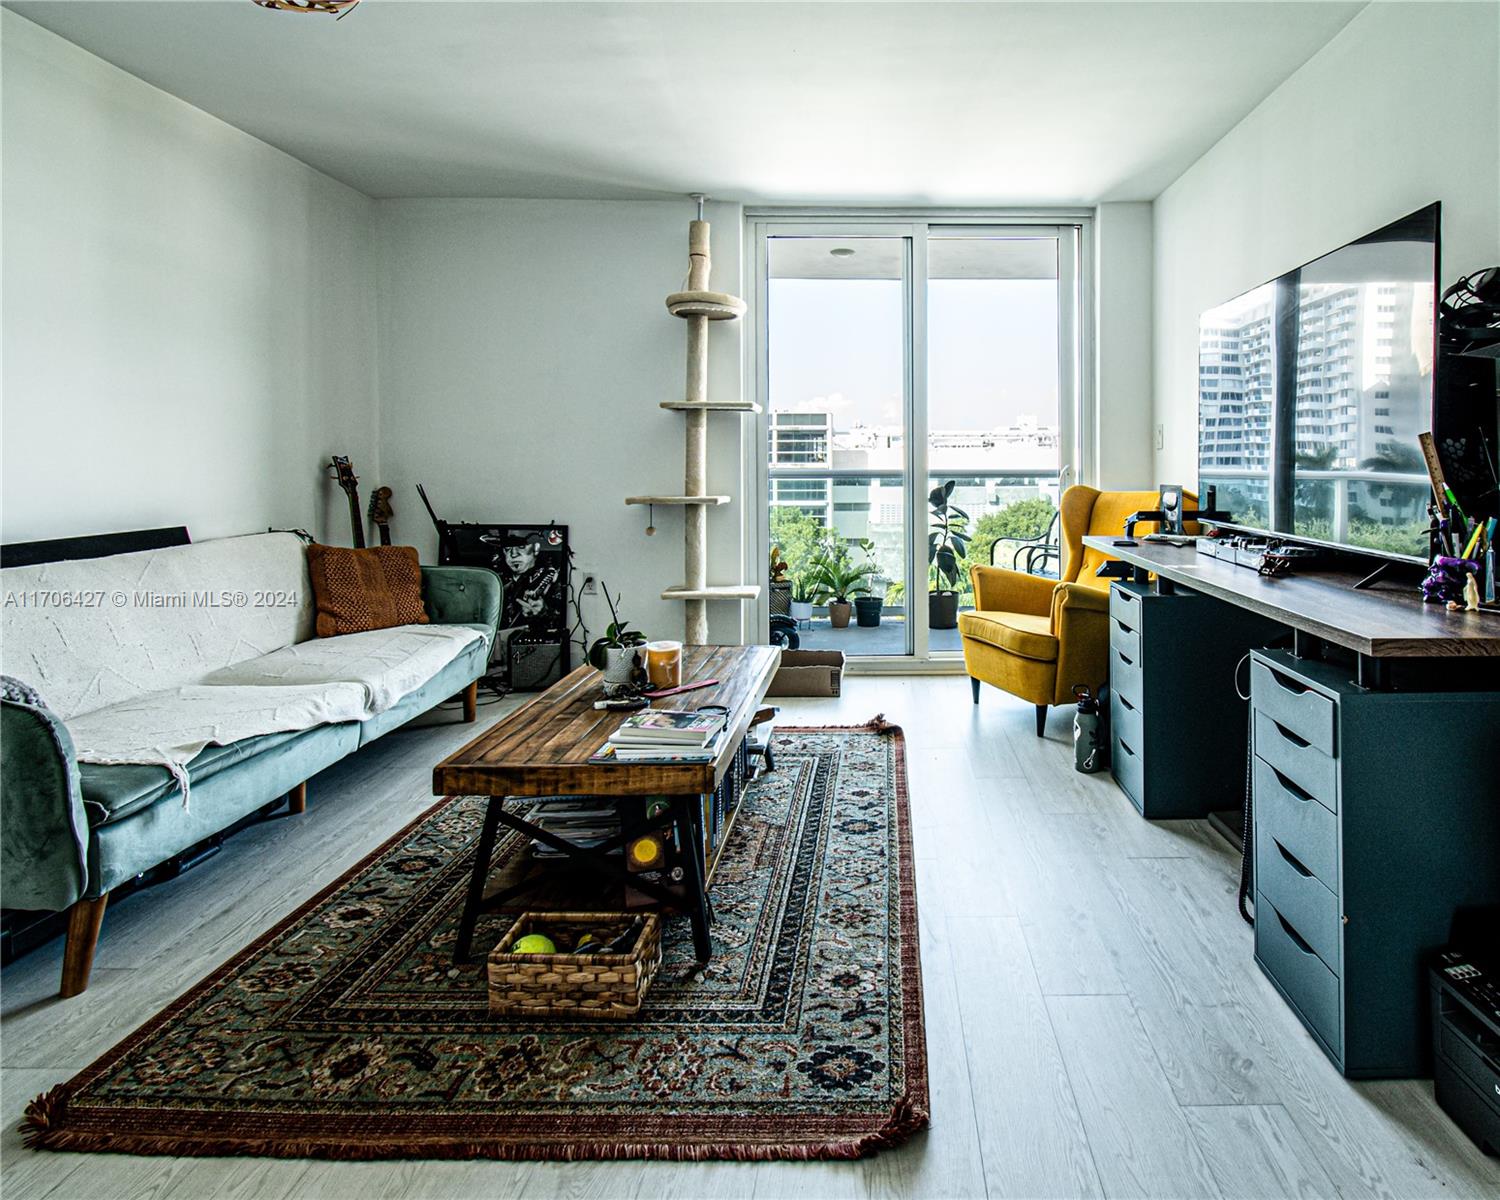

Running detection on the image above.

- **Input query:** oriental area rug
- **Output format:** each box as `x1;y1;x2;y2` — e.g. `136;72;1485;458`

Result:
24;722;927;1162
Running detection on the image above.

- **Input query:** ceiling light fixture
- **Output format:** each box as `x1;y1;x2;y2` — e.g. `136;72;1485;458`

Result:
830;248;856;258
251;0;362;17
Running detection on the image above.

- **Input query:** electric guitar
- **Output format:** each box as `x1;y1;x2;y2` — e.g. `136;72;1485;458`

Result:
329;456;366;548
368;486;394;547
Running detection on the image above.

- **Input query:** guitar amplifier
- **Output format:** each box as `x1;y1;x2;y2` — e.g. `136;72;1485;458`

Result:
507;637;568;692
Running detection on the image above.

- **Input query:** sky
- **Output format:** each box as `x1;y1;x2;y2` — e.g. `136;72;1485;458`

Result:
767;277;1060;433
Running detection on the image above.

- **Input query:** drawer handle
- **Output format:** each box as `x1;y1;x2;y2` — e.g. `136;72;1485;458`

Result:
1118;693;1136;713
1264;664;1313;697
1275;839;1314;878
1117;739;1137;759
1277;911;1317;956
1270;719;1310;749
1116;650;1135;667
1115;619;1132;634
1271;767;1314;803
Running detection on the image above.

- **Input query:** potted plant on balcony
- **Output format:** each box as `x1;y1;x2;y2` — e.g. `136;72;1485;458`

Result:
812;550;876;630
789;571;816;622
587;583;648;695
852;541;885;627
928;479;970;631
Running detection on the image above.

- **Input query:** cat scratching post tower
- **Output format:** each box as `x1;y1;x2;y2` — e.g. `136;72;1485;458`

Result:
626;195;759;644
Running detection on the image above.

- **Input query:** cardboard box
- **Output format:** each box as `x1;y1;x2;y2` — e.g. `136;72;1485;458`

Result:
765;649;844;697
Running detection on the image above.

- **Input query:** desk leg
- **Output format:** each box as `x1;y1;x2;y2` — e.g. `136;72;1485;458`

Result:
672;795;713;963
454;797;504;965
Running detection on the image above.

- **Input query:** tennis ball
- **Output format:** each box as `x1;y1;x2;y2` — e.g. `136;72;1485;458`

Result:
513;934;556;954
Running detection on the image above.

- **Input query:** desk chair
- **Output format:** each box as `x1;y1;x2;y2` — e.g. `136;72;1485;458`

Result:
961;486;1194;735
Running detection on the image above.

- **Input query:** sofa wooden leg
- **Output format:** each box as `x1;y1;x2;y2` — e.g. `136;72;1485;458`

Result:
462;680;478;723
1035;705;1048;737
287;782;307;815
60;894;109;998
970;677;981;704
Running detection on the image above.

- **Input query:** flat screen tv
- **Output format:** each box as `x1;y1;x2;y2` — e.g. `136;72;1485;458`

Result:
1198;203;1439;562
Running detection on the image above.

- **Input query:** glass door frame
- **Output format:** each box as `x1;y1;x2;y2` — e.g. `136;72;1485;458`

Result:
744;209;1095;671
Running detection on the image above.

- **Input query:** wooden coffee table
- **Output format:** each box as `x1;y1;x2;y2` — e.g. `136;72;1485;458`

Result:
433;644;781;964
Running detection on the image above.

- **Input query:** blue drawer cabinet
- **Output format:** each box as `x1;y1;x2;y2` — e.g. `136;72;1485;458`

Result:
1250;648;1500;1078
1106;581;1283;818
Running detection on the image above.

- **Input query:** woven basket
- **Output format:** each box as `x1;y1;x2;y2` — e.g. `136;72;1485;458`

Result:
487;912;662;1019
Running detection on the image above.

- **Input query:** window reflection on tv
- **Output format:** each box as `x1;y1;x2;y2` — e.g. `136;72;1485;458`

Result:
1198;204;1438;562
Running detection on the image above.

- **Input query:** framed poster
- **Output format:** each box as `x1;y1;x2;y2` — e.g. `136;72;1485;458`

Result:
440;523;570;690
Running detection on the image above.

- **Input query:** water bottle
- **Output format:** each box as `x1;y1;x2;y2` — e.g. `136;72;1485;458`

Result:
1073;685;1107;773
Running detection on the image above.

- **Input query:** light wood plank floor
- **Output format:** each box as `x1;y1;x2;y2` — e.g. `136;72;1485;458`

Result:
3;678;1497;1200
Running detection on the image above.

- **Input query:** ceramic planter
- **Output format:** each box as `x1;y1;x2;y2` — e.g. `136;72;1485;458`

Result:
929;591;960;630
827;600;853;629
596;644;644;696
854;596;884;627
790;600;814;621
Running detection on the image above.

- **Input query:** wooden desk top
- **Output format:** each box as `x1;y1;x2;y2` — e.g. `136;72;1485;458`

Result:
1082;536;1500;658
433;644;782;798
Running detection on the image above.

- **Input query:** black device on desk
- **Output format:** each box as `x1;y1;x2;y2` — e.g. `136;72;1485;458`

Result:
1120;485;1236;545
1431;911;1500;1155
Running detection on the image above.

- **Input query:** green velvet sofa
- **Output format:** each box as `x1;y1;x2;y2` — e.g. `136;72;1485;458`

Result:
1;534;501;998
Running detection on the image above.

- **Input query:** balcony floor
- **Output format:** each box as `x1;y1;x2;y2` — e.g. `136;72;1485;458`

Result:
792;615;964;656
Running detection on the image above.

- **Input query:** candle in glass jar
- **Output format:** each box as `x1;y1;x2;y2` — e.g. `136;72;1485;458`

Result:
645;640;682;689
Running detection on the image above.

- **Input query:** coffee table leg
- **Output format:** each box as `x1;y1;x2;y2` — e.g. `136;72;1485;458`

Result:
672;795;713;962
454;797;504;965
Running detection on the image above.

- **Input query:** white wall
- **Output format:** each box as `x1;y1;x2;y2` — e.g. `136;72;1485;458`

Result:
1095;202;1155;489
1152;1;1500;484
1;11;379;546
373;198;747;648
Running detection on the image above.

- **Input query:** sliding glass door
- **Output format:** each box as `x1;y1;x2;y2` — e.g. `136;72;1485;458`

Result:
751;215;1085;665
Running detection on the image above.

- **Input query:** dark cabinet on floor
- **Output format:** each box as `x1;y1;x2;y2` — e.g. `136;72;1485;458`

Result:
1250;648;1500;1078
1107;580;1284;819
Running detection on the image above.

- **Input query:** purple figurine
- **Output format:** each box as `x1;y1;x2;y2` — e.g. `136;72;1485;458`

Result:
1421;555;1480;606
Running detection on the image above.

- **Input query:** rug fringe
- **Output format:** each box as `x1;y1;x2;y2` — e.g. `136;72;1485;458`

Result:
19;1087;64;1149
21;1088;929;1162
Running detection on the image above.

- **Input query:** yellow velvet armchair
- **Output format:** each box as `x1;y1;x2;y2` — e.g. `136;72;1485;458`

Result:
961;486;1193;735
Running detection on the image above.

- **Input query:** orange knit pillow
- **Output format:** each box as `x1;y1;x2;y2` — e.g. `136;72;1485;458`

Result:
306;544;430;638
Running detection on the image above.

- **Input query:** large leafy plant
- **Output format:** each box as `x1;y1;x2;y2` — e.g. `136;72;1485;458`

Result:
928;480;971;594
810;544;877;604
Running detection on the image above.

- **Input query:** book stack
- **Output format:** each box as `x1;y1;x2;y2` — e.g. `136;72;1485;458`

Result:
526;799;622;859
590;708;727;764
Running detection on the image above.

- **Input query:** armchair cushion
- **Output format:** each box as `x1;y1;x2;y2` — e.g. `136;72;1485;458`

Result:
957;611;1058;662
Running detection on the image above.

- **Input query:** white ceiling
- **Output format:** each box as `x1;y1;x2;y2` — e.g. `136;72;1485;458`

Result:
5;0;1366;204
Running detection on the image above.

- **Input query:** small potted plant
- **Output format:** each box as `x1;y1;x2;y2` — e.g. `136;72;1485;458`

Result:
789;571;816;622
587;583;647;694
928;480;970;631
852;541;885;627
813;550;876;630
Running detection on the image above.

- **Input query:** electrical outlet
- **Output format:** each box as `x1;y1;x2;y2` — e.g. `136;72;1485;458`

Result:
1154;423;1165;452
581;574;598;596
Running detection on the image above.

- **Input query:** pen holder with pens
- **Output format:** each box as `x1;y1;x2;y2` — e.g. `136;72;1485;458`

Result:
1423;500;1498;609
